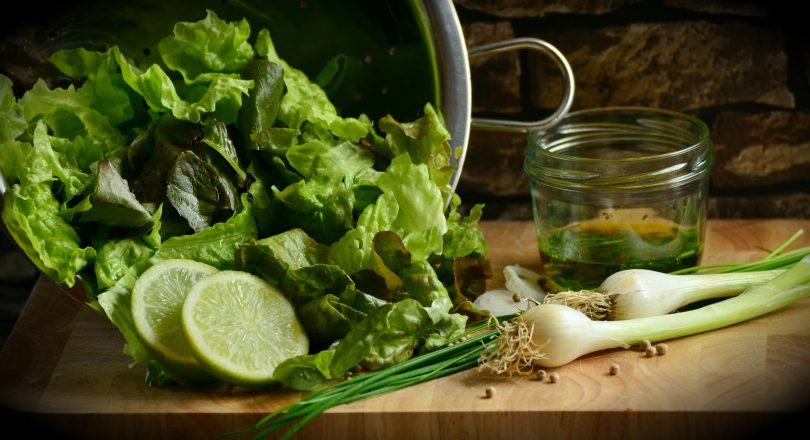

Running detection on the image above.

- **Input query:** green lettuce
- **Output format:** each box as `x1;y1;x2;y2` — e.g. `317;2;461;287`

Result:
376;154;447;261
19;79;124;151
0;74;26;142
49;47;136;127
376;103;454;188
2;183;95;287
154;194;256;269
158;10;255;83
0;11;491;390
64;160;153;228
254;28;371;142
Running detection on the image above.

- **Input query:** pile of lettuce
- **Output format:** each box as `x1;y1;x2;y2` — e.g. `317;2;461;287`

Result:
0;10;490;389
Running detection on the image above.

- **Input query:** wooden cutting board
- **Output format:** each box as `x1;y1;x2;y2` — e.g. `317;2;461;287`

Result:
1;219;809;439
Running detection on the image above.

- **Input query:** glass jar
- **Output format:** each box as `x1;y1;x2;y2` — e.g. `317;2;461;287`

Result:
525;107;714;292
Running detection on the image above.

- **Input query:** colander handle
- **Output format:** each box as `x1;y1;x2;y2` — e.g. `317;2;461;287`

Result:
468;37;575;132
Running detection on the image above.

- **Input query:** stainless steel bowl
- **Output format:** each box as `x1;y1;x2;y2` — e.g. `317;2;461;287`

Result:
0;0;574;306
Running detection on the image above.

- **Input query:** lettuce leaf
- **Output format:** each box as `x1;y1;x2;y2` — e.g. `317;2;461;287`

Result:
272;178;354;244
1;183;95;286
19;80;125;158
376;154;447;262
377;103;454;188
97;261;154;364
112;47;252;124
254;28;371;142
158;10;255;83
166;150;237;232
49;47;135;127
65;160;153;228
154;194;256;269
0;74;26;142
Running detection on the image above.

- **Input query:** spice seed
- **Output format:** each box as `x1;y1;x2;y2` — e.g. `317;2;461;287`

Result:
609;364;620;375
641;340;652;350
536;370;547;381
656;343;669;355
485;386;496;398
645;346;657;357
549;372;559;383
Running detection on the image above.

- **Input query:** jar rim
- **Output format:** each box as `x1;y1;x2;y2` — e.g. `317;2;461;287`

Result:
524;106;714;192
527;106;711;164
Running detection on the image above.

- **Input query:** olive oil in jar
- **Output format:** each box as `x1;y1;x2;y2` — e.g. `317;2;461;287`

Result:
537;212;701;292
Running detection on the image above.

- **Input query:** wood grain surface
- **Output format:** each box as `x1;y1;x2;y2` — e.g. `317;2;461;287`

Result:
1;220;809;439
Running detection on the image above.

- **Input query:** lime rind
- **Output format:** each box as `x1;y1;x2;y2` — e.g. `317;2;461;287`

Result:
182;270;309;387
131;259;218;374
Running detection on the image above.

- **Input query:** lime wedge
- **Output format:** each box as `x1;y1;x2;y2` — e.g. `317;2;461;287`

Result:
181;270;309;387
131;259;218;380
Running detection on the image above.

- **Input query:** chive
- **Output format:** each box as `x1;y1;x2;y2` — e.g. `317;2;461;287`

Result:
670;229;809;275
765;229;804;260
241;321;501;439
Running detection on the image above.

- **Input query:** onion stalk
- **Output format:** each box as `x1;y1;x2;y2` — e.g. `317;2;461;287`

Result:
542;231;810;320
485;256;810;368
545;268;783;320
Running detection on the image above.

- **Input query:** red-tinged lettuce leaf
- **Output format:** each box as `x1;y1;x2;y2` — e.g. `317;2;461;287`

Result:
201;116;247;186
453;257;492;302
131;115;241;226
254;28;371;142
166;150;237;233
131;115;202;204
65;160;153;229
349;231;410;302
237;59;285;152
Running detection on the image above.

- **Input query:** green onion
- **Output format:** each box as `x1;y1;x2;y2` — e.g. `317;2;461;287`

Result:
671;229;808;275
492;256;810;369
541;229;810;320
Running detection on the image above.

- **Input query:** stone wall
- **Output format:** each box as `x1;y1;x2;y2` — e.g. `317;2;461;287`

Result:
454;0;810;219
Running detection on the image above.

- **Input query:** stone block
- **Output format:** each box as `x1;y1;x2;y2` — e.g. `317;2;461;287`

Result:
708;193;810;218
455;0;640;18
663;0;771;16
457;128;528;197
463;22;521;114
711;111;810;189
530;22;794;111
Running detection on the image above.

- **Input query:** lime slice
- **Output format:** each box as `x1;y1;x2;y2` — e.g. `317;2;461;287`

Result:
131;259;218;379
182;270;309;387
